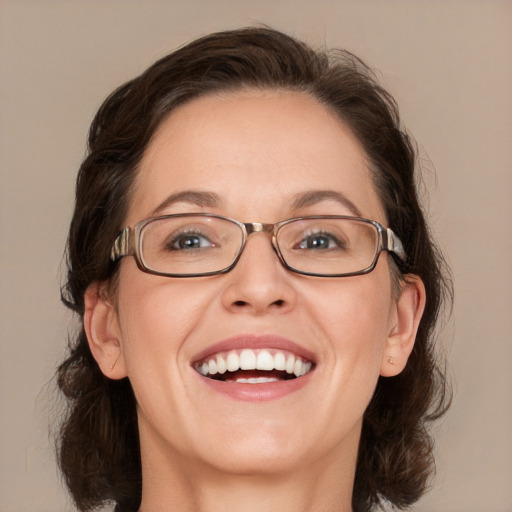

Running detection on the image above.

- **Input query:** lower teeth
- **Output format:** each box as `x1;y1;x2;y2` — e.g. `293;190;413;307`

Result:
227;377;280;384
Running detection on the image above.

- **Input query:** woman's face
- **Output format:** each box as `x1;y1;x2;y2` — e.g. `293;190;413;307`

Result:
102;90;406;475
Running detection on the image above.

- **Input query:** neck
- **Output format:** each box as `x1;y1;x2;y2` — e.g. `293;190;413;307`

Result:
137;426;359;512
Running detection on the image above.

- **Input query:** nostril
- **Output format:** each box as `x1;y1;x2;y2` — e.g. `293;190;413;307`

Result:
233;298;285;308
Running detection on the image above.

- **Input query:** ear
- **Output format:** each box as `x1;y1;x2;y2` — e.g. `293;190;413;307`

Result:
380;274;426;377
84;282;128;379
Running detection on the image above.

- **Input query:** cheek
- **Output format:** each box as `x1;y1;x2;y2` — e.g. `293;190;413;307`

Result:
288;273;394;445
114;269;215;434
305;272;393;368
115;266;209;370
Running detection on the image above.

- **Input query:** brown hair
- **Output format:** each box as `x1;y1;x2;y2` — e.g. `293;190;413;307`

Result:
57;27;451;512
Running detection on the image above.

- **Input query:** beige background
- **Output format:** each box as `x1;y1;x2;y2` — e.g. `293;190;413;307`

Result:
1;1;511;511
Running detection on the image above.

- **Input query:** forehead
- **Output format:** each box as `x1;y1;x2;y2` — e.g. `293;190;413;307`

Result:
128;90;386;224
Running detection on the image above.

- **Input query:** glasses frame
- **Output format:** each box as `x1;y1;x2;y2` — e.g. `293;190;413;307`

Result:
110;213;406;278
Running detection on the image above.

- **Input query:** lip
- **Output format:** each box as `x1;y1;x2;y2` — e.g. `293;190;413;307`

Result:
196;371;314;401
191;334;316;402
192;334;316;365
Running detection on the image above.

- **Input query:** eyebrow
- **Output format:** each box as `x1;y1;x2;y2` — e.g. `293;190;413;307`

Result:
152;190;223;215
290;190;362;217
151;189;361;217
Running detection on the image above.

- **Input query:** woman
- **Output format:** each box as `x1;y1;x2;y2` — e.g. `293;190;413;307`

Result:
57;27;451;512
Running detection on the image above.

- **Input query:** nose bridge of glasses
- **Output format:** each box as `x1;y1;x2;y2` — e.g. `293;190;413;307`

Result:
239;222;281;262
244;222;275;235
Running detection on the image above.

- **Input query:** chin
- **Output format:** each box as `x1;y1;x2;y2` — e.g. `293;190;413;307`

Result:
201;444;308;477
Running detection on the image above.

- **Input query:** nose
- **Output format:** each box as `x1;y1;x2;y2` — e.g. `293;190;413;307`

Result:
220;232;297;315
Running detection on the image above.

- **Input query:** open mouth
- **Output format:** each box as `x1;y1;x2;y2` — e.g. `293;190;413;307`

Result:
194;348;314;383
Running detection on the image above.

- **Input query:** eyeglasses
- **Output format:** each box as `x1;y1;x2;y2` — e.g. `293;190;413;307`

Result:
110;214;406;278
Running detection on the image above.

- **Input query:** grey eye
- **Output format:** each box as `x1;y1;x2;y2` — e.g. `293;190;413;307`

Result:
297;232;346;250
167;231;215;250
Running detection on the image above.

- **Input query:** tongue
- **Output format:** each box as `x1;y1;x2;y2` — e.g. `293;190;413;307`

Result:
224;369;290;382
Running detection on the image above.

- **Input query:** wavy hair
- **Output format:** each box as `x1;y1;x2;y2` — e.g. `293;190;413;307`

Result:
57;27;452;512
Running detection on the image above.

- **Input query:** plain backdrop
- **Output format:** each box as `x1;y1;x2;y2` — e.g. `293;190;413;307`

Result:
0;1;511;511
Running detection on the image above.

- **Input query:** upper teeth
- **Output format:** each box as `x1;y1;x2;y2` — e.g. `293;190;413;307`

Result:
196;349;313;378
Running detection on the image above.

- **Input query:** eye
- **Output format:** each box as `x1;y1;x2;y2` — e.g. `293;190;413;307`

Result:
296;231;346;250
167;230;216;250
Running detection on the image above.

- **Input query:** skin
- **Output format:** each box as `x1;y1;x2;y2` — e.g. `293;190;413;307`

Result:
85;90;425;512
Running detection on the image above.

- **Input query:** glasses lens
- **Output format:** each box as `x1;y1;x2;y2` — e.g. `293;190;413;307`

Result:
139;216;243;275
277;218;379;275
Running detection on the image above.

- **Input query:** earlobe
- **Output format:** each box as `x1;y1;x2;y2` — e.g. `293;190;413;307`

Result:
84;282;127;379
380;274;426;377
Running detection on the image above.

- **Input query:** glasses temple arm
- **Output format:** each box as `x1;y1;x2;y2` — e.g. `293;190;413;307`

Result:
386;228;406;261
110;227;132;261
